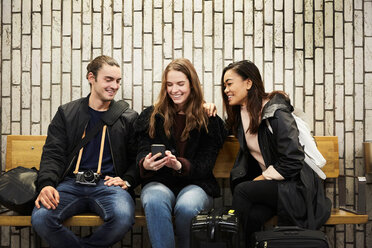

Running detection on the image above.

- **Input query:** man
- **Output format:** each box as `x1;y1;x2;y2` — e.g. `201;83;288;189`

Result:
31;55;139;248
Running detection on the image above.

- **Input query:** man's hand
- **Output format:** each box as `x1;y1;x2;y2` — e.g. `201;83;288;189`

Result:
35;186;60;210
203;102;217;117
104;176;129;190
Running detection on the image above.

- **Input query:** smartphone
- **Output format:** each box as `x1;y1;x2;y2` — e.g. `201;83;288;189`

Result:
151;144;166;158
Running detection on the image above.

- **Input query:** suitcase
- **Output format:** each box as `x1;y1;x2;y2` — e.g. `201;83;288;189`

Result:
190;208;240;248
251;226;329;248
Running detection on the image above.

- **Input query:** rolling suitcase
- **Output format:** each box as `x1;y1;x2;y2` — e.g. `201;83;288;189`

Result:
190;208;240;248
251;226;329;248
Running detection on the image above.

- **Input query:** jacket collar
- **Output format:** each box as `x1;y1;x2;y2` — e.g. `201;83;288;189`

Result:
81;94;129;126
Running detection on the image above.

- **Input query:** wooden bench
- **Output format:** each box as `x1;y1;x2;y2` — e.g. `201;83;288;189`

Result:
0;135;368;228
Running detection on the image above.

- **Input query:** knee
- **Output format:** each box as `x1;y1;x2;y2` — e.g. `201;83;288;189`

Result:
233;183;246;197
175;198;210;219
174;202;200;219
31;207;56;232
141;183;174;210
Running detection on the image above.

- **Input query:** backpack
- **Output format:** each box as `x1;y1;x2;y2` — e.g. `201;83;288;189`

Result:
265;111;327;180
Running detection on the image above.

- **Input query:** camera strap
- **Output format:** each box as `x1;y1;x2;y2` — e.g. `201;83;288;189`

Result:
69;99;130;175
73;124;107;175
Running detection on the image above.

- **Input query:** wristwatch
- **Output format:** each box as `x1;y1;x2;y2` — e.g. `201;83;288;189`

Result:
125;181;131;188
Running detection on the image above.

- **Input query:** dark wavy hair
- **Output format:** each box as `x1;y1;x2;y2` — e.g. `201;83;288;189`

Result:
221;60;285;135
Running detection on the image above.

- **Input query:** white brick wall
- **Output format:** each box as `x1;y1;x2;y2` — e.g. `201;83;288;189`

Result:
1;1;372;247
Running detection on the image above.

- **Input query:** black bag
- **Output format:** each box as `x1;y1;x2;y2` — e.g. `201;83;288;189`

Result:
0;166;38;215
251;226;329;248
190;208;240;248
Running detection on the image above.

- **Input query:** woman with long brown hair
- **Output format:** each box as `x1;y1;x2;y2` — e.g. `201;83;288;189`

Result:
221;60;331;246
134;58;227;248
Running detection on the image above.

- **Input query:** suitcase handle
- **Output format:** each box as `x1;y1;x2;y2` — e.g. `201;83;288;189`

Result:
273;226;304;232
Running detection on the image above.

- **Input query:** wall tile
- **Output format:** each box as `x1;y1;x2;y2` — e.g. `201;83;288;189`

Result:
284;0;293;32
345;96;354;132
315;85;324;120
264;25;273;62
22;72;31;109
143;0;152;33
194;13;202;48
314;48;323;84
42;26;51;62
294;14;303;49
244;0;253;35
264;0;273;24
285;34;293;69
234;12;243;49
214;13;223;49
184;1;192;32
11;86;20;122
325;74;334;110
52;11;61;47
134;12;143;48
12;50;21;86
224;0;233;23
274;11;284;47
366;37;372;72
324;38;333;73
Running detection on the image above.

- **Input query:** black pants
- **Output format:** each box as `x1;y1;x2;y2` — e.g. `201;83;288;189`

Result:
232;180;278;247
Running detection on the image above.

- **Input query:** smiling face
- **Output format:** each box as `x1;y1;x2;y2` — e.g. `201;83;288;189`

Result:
88;64;121;108
223;69;252;106
166;70;191;111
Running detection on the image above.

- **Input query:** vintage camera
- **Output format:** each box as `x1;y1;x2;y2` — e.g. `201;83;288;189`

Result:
75;170;100;186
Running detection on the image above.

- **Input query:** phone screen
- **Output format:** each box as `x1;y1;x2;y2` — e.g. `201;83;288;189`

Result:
151;144;166;158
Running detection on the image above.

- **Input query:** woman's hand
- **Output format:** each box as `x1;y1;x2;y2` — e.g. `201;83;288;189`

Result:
164;150;182;171
143;152;167;171
203;102;217;117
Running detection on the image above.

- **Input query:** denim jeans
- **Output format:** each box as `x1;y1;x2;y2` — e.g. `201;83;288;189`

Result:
141;182;212;248
31;177;135;248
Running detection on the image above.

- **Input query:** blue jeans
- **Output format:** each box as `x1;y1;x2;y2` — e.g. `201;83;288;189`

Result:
141;182;212;248
31;177;135;248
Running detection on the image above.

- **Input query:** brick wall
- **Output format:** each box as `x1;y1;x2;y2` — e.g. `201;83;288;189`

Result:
1;0;371;247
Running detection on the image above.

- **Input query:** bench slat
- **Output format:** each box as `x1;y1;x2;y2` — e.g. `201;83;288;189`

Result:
325;208;368;225
0;211;147;227
1;208;367;227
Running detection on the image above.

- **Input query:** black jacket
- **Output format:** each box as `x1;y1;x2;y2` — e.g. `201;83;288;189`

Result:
231;94;331;229
134;106;228;197
37;95;140;196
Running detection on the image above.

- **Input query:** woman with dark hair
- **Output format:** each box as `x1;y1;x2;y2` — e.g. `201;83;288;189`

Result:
221;60;331;246
134;58;227;248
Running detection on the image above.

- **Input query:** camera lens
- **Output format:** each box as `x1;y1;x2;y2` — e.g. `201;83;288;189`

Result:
83;170;94;182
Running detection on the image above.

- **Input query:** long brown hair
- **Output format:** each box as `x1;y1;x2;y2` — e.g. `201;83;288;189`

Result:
149;58;208;141
221;60;269;135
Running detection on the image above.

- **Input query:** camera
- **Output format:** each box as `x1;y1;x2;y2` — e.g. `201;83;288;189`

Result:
75;170;100;186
